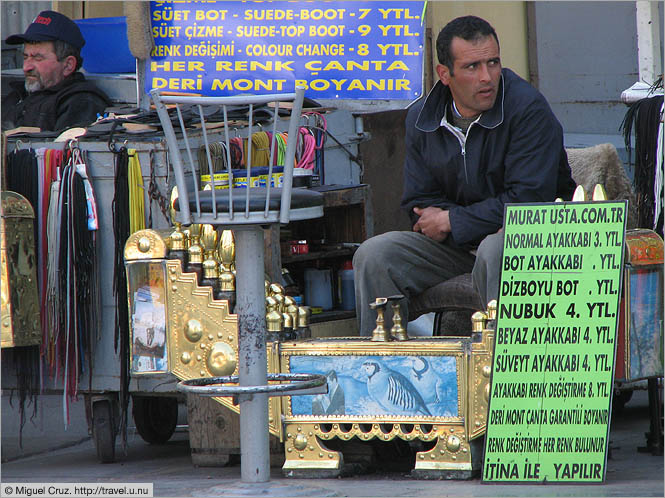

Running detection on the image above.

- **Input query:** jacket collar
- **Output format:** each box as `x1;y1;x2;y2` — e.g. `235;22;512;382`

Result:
415;70;506;132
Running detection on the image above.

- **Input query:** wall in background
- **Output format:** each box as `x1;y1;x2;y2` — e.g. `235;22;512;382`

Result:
528;1;662;135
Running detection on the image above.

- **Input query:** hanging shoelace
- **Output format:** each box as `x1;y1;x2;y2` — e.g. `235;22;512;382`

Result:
621;95;664;233
4;146;41;446
46;178;61;372
275;132;288;166
295;127;316;170
198;141;229;179
40;148;62;361
251;131;272;167
300;112;328;181
51;147;97;426
111;144;131;453
128;149;146;234
229;136;244;168
308;112;328;180
71;145;101;394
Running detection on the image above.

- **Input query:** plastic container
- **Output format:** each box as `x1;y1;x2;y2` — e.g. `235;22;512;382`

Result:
303;268;333;311
231;166;283;188
75;17;135;73
293;168;313;188
338;261;356;311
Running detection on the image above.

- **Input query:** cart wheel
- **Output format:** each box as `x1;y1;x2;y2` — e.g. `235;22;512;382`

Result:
92;400;116;463
132;396;178;444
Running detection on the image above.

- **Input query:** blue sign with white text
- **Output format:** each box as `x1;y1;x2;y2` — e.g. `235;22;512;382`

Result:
147;1;425;99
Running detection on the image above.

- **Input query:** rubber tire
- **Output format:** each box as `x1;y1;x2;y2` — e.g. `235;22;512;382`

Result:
92;400;116;463
132;396;178;444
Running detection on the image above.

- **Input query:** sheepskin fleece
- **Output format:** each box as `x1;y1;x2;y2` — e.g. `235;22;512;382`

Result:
566;143;638;229
125;2;154;60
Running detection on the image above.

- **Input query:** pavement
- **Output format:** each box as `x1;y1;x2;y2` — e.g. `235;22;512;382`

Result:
0;389;663;497
1;393;90;462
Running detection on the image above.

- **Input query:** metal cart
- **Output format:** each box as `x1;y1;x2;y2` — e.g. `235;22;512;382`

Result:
3;133;179;462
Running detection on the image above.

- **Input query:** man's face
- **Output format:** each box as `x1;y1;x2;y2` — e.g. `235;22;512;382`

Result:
437;35;502;118
22;42;68;93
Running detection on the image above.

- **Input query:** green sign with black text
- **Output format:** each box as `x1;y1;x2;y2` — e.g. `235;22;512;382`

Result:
483;201;626;483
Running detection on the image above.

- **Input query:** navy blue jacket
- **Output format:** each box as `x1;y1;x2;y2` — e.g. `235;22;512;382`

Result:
401;68;576;249
2;72;110;132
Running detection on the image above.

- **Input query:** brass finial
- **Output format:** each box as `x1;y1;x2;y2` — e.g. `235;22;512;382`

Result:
218;269;235;291
283;295;296;307
168;188;186;252
283;312;294;331
592;184;608;201
266;309;283;332
273;293;285;314
266;295;278;312
202;258;219;279
188;224;203;264
218;230;235;271
199;225;219;280
282;311;295;340
169;227;186;251
217;230;236;293
296;306;312;339
387;295;408;341
487;300;497;320
286;302;299;330
170;187;179;226
297;306;311;328
269;283;285;296
471;311;488;333
572;185;587;202
282;312;295;339
370;297;390;342
200;225;218;258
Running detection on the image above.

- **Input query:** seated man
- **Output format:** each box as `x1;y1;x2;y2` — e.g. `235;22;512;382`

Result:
2;10;110;132
353;16;576;335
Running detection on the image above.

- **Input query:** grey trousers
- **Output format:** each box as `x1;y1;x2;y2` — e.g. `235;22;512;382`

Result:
353;231;504;336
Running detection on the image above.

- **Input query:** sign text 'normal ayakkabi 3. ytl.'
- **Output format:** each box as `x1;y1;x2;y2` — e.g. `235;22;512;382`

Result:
483;201;626;483
148;0;425;99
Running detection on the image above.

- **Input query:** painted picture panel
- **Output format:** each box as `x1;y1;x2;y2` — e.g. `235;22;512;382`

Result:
289;354;459;418
127;261;169;374
628;266;664;379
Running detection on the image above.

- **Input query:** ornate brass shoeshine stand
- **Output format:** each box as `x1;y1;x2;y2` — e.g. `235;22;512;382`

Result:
1;192;41;348
124;221;496;478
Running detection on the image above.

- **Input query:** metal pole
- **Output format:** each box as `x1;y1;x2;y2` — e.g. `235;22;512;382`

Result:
635;0;662;85
234;226;270;483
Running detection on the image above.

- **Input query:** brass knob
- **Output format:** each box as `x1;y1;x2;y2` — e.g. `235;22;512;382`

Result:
387;295;407;341
486;300;497;320
471;311;487;333
297;306;311;328
266;310;283;332
370;297;390;342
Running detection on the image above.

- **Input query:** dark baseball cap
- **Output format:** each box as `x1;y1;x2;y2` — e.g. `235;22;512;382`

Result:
5;10;85;49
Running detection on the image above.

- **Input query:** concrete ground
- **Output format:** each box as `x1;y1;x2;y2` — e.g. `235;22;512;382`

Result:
0;389;663;497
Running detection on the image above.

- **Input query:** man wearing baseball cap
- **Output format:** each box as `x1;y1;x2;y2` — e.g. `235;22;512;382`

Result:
2;10;110;132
